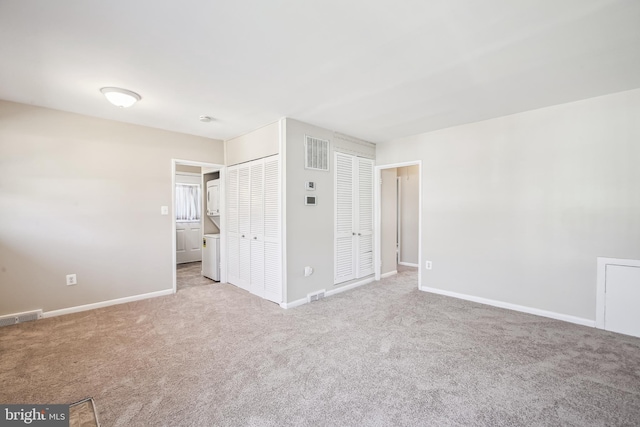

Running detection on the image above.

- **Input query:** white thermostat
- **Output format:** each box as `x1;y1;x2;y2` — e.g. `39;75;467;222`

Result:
305;195;317;205
305;181;316;191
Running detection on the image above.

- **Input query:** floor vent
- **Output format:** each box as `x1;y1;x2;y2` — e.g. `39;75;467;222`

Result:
307;290;326;303
0;310;43;327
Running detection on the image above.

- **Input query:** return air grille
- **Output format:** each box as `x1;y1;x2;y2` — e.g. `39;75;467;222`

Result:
305;136;329;171
0;310;42;327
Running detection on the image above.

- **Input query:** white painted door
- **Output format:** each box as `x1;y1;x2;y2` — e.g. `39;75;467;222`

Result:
176;221;202;264
356;157;374;277
175;172;202;264
227;166;240;285
250;160;265;297
605;265;640;338
335;152;356;284
237;164;251;291
263;156;281;303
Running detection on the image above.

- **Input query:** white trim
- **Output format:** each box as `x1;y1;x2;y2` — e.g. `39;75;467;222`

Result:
380;270;397;279
398;262;419;268
175;171;201;177
42;289;173;318
279;118;287;304
374;160;422;291
279;277;376;309
326;276;375;297
172;159;225;294
420;286;595;327
279;297;307;309
596;257;640;330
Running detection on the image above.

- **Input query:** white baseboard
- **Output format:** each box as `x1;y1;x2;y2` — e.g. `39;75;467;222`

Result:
326;277;375;297
279;298;307;309
420;286;595;328
398;262;419;268
280;277;376;309
42;289;174;318
380;270;397;279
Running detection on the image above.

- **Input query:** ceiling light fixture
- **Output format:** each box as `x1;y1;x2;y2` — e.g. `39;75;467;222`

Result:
100;87;141;108
199;115;214;122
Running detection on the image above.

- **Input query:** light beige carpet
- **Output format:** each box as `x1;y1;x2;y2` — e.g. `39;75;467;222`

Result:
1;267;639;426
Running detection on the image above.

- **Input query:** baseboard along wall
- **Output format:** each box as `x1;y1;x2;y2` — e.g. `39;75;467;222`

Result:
419;286;595;327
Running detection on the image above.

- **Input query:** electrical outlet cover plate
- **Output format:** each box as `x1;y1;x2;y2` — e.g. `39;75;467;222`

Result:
425;261;432;270
66;274;77;286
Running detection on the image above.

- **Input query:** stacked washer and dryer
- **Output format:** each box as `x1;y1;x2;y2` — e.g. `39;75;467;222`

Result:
203;179;220;281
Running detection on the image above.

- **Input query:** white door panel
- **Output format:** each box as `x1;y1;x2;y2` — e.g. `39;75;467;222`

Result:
605;265;640;338
176;221;202;264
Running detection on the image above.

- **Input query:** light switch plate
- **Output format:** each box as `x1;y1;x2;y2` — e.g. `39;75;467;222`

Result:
161;206;169;215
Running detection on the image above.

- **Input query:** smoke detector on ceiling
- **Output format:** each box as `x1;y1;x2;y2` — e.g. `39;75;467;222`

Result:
199;115;214;122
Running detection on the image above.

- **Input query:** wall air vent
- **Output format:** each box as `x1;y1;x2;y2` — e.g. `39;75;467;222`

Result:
305;136;329;171
0;310;42;327
307;290;326;303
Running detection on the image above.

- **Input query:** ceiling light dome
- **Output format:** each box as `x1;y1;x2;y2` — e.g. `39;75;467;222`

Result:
100;87;141;108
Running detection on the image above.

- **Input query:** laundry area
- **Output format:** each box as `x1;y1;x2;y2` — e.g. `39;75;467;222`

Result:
175;164;221;290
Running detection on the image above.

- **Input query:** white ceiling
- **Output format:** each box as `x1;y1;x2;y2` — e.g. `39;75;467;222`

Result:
1;0;639;143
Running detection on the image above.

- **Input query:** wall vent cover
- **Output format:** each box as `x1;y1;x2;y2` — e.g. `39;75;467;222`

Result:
0;310;42;327
307;290;326;303
305;136;329;171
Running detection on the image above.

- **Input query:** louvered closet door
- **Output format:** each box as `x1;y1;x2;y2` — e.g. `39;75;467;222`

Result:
250;160;265;298
227;166;240;285
356;158;374;277
263;156;281;303
335;152;356;284
237;164;251;291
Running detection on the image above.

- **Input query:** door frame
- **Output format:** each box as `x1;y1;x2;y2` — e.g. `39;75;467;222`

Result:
172;159;226;294
374;161;422;288
596;256;640;330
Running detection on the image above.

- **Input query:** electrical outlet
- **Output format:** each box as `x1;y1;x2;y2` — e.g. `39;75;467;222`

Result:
66;274;77;286
425;261;432;270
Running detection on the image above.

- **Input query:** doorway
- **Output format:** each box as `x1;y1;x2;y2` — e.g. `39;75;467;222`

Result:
172;159;225;293
374;161;422;288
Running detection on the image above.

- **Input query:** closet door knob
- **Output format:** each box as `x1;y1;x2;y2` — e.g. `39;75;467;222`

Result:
253;236;257;240
352;232;356;236
241;234;245;238
358;233;361;236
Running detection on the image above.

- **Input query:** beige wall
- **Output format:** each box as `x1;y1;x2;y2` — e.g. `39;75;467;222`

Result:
284;118;375;303
376;88;640;321
398;165;419;265
0;100;224;315
225;121;279;166
380;168;398;274
175;165;201;174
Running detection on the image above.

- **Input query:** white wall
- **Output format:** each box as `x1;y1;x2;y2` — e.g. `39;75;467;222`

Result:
397;165;419;265
376;88;640;321
225;121;279;166
0;100;224;315
284;119;375;302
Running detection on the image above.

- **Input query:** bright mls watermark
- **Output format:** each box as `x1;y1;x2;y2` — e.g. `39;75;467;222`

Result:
0;405;68;426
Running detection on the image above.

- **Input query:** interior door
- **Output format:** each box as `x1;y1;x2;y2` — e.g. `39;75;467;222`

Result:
263;156;281;303
335;152;356;284
226;166;240;285
237;164;251;291
605;265;640;338
356;157;374;277
176;221;202;264
250;159;265;297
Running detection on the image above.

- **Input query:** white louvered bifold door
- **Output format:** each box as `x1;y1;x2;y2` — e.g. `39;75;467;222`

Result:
335;152;356;284
237;164;251;291
250;160;265;298
263;156;282;303
356;157;374;277
226;166;240;286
